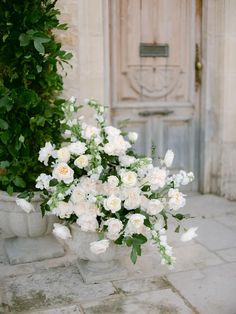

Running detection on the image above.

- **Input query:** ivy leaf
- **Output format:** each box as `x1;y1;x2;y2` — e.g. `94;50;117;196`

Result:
0;119;8;130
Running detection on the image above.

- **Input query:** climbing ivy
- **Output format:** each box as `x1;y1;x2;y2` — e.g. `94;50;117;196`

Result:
0;0;72;194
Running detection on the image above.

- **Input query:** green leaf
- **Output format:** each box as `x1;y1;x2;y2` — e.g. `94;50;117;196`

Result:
131;247;137;264
132;233;147;245
0;119;8;130
7;185;13;195
33;40;45;54
175;225;180;233
13;176;26;188
0;132;10;144
0;161;10;168
19;33;30;46
36;65;42;73
49;178;58;187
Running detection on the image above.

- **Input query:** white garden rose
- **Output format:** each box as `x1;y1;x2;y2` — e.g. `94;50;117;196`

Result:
79;177;97;194
105;126;121;137
69;141;86;155
146;167;167;190
52;162;74;184
71;186;86;204
154;215;165;231
16;198;35;213
82;125;100;140
90;239;109;255
52;201;73;219
105;218;123;240
104;135;131;156
103;195;121;213
73;201;89;216
74;155;89;169
38;142;55;166
36;173;52;190
163;150;174;168
126;214;146;235
140;195;149;210
146;199;164;215
128;131;138;142
77;214;98;232
52;223;72;240
181;227;198;242
121;171;137;187
168;189;186;210
107;175;119;187
56;147;71;163
122;187;141;210
119;155;136;167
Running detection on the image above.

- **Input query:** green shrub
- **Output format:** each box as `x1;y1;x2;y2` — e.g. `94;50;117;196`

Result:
0;0;72;194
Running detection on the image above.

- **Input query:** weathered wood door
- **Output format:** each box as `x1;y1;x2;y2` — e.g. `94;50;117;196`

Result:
110;0;202;190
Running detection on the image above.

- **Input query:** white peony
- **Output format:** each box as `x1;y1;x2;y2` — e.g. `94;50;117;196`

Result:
52;162;74;184
76;214;98;232
128;132;138;142
103;194;121;213
119;155;136;167
56;147;71;163
168;189;186;210
38;142;55;166
105;126;121;137
181;227;198;242
90;239;110;255
16;198;35;213
53;223;72;240
146;199;164;215
71;186;86;204
105;218;123;240
163;150;174;168
126;214;146;235
52;201;73;219
146;167;167;190
36;173;52;190
74;155;89;169
69;141;87;155
107;175;119;187
121;171;137;187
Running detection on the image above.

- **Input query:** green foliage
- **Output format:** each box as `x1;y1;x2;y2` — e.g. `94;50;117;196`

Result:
0;0;72;193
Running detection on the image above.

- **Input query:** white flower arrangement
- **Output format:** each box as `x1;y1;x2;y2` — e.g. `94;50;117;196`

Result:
36;98;196;266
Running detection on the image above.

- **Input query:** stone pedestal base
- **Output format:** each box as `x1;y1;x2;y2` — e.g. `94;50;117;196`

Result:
4;235;64;265
77;259;127;284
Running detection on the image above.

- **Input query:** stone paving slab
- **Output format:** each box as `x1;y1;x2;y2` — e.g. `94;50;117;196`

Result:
215;214;236;230
1;265;116;313
82;289;194;314
167;262;236;314
216;247;236;262
23;304;83;314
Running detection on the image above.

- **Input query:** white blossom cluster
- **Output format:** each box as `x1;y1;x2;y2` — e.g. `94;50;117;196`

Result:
36;97;196;265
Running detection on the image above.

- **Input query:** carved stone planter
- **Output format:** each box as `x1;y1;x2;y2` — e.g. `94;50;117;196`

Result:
68;224;127;284
0;191;64;264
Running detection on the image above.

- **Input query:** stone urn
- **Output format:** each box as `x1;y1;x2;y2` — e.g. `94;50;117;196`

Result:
0;191;64;264
67;224;127;284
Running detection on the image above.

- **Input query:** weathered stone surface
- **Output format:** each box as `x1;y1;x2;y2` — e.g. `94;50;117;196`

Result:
28;304;83;314
1;266;116;313
167;262;236;314
82;289;194;314
215;214;236;230
217;247;236;262
194;220;236;251
4;235;64;265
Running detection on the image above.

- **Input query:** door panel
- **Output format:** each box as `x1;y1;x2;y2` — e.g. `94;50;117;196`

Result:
110;0;201;190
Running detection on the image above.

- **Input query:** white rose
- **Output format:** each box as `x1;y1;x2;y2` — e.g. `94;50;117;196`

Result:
163;150;174;167
107;175;119;187
128;132;138;142
53;223;72;240
73;201;89;216
103;142;116;156
52;201;73;218
121;171;137;187
56;147;71;163
76;214;98;232
140;195;149;210
126;214;145;235
52;162;74;184
105;218;123;240
74;155;89;169
69;96;76;103
181;227;198;242
105;126;121;137
146;167;167;190
119;155;136;167
36;173;52;190
154;215;165;231
82;125;100;140
16;198;35;213
79;177;97;194
69;141;86;155
122;187;141;210
146;199;164;215
71;186;86;204
168;189;186;210
104;136;131;156
103;195;121;213
38;142;55;166
90;239;110;255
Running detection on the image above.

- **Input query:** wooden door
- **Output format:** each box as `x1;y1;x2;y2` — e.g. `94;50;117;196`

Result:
110;0;202;190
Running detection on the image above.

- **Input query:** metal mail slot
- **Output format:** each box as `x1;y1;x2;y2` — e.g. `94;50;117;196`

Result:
139;43;169;57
